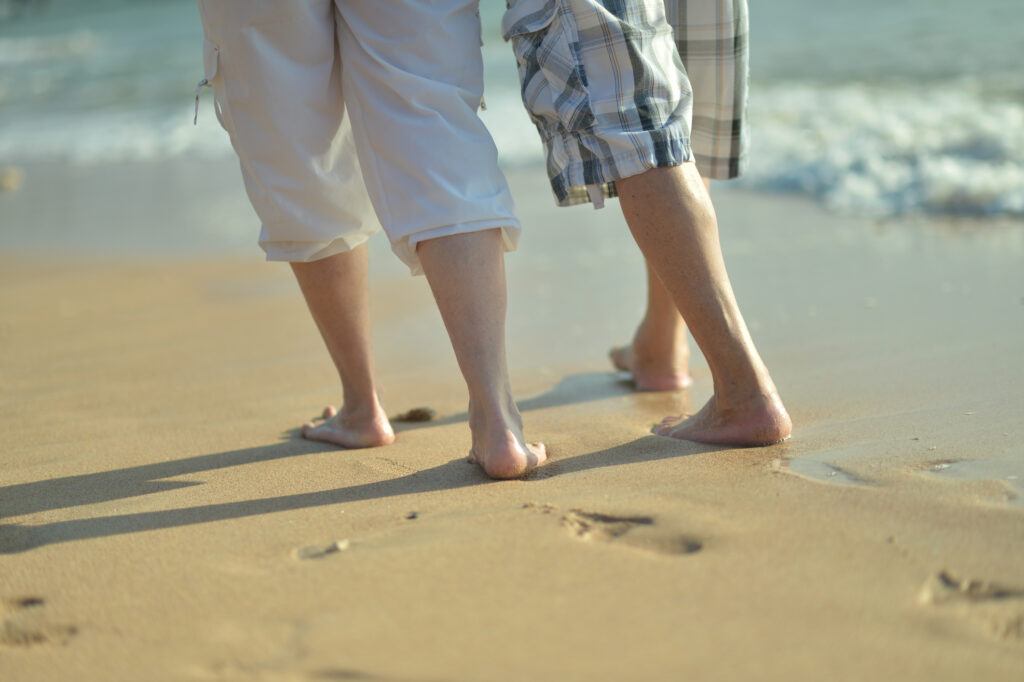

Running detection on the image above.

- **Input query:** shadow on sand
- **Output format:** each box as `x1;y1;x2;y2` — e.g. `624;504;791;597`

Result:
389;370;644;432
0;372;710;554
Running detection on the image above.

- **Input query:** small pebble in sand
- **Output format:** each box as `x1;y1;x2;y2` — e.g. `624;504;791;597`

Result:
295;539;350;560
392;407;437;423
405;511;419;520
0;166;24;193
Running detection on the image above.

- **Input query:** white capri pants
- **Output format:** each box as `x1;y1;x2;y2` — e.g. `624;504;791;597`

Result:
196;0;520;274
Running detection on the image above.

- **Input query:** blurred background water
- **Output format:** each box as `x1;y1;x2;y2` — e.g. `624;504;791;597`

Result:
1;0;1022;218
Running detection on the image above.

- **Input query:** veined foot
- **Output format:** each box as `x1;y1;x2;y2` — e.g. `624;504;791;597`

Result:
610;344;692;392
301;405;395;449
653;392;792;447
467;407;546;479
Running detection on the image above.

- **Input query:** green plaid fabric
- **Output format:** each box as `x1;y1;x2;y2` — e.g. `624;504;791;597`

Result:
503;0;694;207
667;0;749;179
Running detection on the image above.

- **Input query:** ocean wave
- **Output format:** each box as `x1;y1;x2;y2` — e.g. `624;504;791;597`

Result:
741;83;1024;217
483;81;1024;218
0;106;231;164
0;30;98;66
1;81;1021;220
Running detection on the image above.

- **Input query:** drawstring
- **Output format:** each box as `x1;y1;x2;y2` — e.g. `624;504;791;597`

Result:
586;184;605;209
194;78;209;125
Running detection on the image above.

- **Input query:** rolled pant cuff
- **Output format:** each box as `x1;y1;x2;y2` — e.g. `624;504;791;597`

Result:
397;218;522;276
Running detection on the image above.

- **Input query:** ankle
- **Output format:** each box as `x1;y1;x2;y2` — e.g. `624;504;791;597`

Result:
339;396;388;422
639;310;684;335
632;320;689;363
467;391;521;432
711;377;781;412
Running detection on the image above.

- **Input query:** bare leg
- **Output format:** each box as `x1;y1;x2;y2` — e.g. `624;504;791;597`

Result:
290;246;395;448
617;163;791;446
416;229;546;479
609;181;711;391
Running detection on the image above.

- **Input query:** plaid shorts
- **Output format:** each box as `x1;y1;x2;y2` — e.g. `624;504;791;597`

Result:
502;0;694;207
503;0;748;207
668;0;749;179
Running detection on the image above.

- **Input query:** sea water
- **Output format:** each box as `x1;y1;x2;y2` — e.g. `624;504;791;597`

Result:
0;0;1021;218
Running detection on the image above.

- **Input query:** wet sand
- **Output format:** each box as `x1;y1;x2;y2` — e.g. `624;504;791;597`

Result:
1;160;1023;681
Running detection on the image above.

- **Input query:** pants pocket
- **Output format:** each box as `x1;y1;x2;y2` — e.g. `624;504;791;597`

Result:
502;0;593;136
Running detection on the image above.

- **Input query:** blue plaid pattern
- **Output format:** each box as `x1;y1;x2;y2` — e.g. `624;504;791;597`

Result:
503;0;693;207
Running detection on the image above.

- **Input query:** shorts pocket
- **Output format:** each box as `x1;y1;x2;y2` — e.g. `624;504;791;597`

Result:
501;0;593;136
500;0;558;38
201;37;238;137
202;37;219;83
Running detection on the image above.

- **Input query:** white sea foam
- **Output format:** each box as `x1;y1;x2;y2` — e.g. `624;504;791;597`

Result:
0;31;98;66
474;81;1024;219
1;81;1020;220
0;106;233;165
741;84;1024;217
1;0;1020;220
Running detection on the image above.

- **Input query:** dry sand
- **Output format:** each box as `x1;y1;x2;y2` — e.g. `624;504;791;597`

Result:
1;162;1023;681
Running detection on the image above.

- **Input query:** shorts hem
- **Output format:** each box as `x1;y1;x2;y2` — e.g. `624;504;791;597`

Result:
260;232;371;263
395;218;522;276
695;152;749;181
546;130;693;207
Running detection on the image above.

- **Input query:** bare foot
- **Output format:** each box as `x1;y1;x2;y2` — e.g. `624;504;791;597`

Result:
468;433;547;480
610;343;692;391
653;392;792;447
301;405;396;449
467;405;546;479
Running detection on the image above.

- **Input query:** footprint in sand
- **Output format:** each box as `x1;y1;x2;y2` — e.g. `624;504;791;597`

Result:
770;456;870;487
918;571;1024;644
0;596;78;647
920;459;1024;507
525;503;703;556
308;669;421;681
198;662;425;681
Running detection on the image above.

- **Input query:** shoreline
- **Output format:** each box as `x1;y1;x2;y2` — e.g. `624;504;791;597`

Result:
1;157;1022;259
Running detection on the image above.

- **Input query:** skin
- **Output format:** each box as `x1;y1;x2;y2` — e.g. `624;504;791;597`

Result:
609;178;710;391
294;162;787;469
615;163;792;446
291;245;394;450
293;231;545;479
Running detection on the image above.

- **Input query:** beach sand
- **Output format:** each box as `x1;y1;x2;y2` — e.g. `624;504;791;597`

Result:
1;160;1023;681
